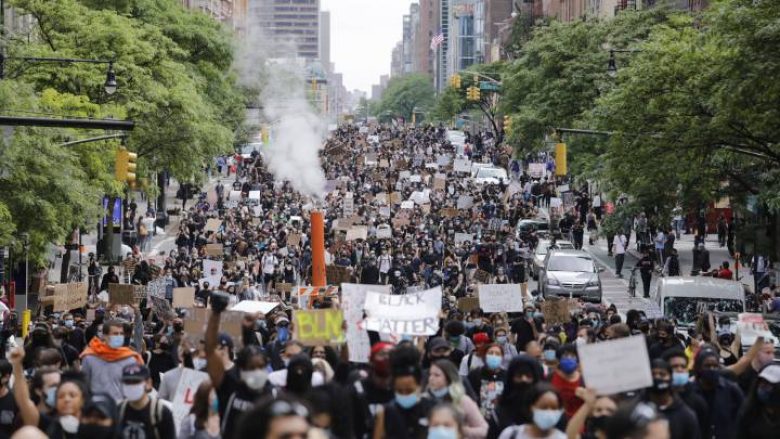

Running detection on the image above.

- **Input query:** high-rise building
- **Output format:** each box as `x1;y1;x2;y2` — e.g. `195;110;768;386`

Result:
402;12;413;74
448;0;484;73
413;0;437;78
319;11;331;72
391;41;404;77
249;0;320;61
434;0;451;92
483;0;512;63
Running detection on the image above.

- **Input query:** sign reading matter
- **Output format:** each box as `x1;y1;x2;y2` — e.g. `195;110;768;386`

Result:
579;336;653;395
479;284;523;312
363;287;441;336
294;309;346;346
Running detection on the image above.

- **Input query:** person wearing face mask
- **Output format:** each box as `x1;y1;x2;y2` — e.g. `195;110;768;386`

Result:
426;360;487;439
116;364;175;439
41;376;91;439
10;348;62;431
158;340;203;402
663;349;710;439
350;342;395;439
467;344;506;419
540;339;560;379
550;344;584;421
489;354;544;438
690;348;744;439
147;333;177;390
179;380;221;439
79;393;119;439
80;320;144;401
459;333;490;378
494;328;518;368
736;338;776;394
372;346;435;439
427;403;465;439
737;363;780;438
642;359;700;439
207;299;274;439
61;313;86;353
565;387;617;439
498;383;566;439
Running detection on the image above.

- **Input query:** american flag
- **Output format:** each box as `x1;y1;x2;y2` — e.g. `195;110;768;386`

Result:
430;32;445;51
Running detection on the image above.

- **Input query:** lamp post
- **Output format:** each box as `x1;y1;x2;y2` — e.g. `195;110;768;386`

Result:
0;54;118;94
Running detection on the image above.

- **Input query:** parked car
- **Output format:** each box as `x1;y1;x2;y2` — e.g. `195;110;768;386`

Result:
472;167;509;186
540;249;603;303
530;239;574;280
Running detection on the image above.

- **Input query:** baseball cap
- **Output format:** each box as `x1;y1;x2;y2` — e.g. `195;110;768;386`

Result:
122;364;150;383
217;332;234;350
758;364;780;384
428;337;450;353
83;393;118;420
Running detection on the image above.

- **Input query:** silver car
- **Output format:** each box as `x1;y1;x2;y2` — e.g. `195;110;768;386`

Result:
540;249;603;303
530;239;575;280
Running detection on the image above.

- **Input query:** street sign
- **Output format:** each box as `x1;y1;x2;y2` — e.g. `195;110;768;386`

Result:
479;81;501;91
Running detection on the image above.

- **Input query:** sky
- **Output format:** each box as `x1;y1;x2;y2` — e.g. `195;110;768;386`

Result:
322;0;415;94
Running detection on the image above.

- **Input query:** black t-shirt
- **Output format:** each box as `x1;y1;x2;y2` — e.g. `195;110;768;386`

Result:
0;390;17;439
119;398;176;439
217;367;273;439
350;377;394;439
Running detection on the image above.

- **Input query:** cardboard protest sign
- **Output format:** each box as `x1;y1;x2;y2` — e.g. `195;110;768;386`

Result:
363;287;442;336
738;313;779;347
172;288;196;308
341;284;391;363
205;218;222;233
276;283;293;294
231;301;279;315
478;284;524;313
541;298;571;325
183;308;243;346
294;309;346;346
457;297;480;312
248;190;260;200
409;190;430;205
47;283;88;312
375;192;388;204
441;208;458;218
287;233;301;247
379;206;391;217
433;176;446;191
108;284;140;305
345;226;368;241
454;233;473;245
399;171;412;180
425;162;438;170
454;158;471;173
379;159;389;168
326;265;352;284
204;244;223;257
457;195;474;210
389;192;402;205
549;198;562;208
342;197;355;217
172;369;209;436
579;336;653;395
376;224;392;239
392;218;410;229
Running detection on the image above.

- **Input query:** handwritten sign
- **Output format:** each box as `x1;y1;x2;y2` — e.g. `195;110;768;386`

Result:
47;283;88;312
454;158;471;173
579;336;653;395
454;233;473;245
183;308;243;347
108;284;141;305
172;287;196;308
541;298;571;325
345;226;368;241
341;284;391;363
294;309;346;346
376;224;392;239
457;297;480;312
171;368;209;436
205;218;222;233
204;243;223;257
478;284;524;312
457;195;474;210
364;287;442;336
433;176;446;191
738;313;778;347
287;233;301;247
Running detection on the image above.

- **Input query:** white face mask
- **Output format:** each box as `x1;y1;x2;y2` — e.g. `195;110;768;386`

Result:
122;382;147;401
59;415;79;434
241;369;269;391
192;358;207;370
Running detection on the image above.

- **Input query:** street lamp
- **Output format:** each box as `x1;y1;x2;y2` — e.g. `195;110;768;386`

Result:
606;48;642;77
104;62;117;95
19;232;29;311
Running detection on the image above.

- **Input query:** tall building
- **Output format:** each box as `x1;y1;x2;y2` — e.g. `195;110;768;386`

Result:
434;0;451;92
413;0;437;78
402;12;413;74
448;0;484;73
319;11;331;72
249;0;320;61
391;41;404;77
483;0;512;63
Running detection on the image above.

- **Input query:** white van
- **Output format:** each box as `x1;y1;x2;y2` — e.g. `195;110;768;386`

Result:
654;277;745;327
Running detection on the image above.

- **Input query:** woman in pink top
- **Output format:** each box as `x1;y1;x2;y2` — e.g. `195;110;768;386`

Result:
427;360;489;439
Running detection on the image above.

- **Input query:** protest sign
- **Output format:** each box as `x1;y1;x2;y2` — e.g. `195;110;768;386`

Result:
389;192;402;205
150;295;176;320
287;233;301;247
379;159;389;168
248;190;260;200
276;283;293;294
541;298;571;325
454;158;471;173
205;218;222;233
738;313;779;347
231;300;280;315
392;218;410;229
410;190;430;205
379;206;391;217
376;224;392;239
592;195;602;207
343;197;355;217
341;284;391;363
579;336;653;395
375;192;388;204
410;175;422;183
425;162;438;170
46;283;88;312
400;201;414;209
228;190;241;201
437;154;452;167
172;287;195;308
433;176;446;191
172;369;209;436
549;197;562;208
399;171;411;180
108;284;140;305
441;208;458;218
326;265;352;284
364;287;442;336
457;297;480;312
457;195;474;210
183;308;242;346
345;226;368;241
204;243;223;257
294;309;346;346
454;233;473;245
528;163;545;178
479;284;524;312
202;259;223;287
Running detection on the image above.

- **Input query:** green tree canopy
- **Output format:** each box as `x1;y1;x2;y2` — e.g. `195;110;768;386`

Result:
377;74;435;121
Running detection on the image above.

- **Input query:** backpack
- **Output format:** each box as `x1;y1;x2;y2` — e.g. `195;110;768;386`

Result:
118;397;165;439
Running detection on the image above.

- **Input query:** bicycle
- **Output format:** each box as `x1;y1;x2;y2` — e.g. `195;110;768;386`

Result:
628;268;638;297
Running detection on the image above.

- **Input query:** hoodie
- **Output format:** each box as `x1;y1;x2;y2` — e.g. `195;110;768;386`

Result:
81;337;144;401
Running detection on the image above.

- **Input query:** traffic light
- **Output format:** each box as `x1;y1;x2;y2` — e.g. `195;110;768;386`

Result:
503;115;512;133
115;147;137;183
467;85;480;101
450;74;461;89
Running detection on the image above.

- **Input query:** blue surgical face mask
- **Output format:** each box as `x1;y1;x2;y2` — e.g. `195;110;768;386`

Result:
496;335;508;345
559;357;578;374
395;392;419;409
108;335;125;349
429;386;449;399
428;426;458;439
533;312;544;319
671;371;689;388
63;320;74;329
533;408;563;430
210;396;219;412
277;327;290;343
486;354;502;370
543;349;557;362
45;387;57;408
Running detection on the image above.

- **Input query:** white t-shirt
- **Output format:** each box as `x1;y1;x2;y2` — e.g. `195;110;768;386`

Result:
498;425;566;439
613;235;626;255
262;255;278;274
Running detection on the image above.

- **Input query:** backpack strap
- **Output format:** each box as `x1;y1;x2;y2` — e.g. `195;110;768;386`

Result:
118;400;128;424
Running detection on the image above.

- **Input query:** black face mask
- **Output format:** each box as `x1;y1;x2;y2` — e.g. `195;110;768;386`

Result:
588;415;608;433
651;378;671;393
78;424;116;439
